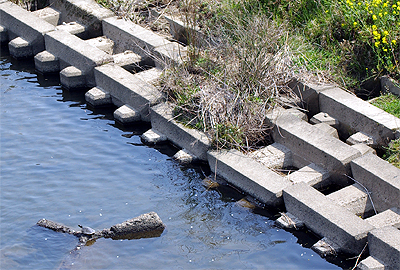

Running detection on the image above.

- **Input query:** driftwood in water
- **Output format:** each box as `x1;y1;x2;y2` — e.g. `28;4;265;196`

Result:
37;212;165;243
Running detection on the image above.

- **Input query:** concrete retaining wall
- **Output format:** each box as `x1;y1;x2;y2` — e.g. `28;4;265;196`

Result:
3;0;400;267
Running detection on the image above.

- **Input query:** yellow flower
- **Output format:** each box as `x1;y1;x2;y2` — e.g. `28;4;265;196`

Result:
372;25;377;30
375;41;380;47
383;48;388;52
372;14;377;20
392;40;397;45
379;12;383;17
383;2;388;7
382;37;387;44
353;21;358;27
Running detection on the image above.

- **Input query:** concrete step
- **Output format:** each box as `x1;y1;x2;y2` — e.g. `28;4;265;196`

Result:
150;102;210;160
319;88;400;146
266;109;361;183
351;153;400;212
45;29;113;87
248;142;292;169
286;163;330;189
208;149;291;206
94;64;163;122
366;226;400;269
283;182;374;255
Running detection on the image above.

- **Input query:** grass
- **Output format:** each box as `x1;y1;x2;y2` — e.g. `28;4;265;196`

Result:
371;93;400;117
384;138;400;168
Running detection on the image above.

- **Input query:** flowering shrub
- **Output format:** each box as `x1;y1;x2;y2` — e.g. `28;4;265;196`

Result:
340;0;400;73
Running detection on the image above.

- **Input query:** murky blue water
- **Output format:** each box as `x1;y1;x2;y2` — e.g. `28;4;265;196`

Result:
0;49;347;269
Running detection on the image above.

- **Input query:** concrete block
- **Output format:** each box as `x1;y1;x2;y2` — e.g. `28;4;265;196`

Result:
208;149;291;206
0;1;55;54
248;143;292;169
347;131;377;147
0;24;8;43
55;21;86;38
266;109;361;181
351;144;376;156
312;237;340;256
114;105;141;124
153;42;187;68
94;64;163;122
60;66;86;90
150;102;210;160
275;212;304;229
286;107;308;121
286;163;330;189
45;30;113;87
314;123;339;138
283;182;374;254
368;226;400;270
8;37;32;59
141;129;167;145
381;75;400;96
327;183;373;217
287;79;336;116
49;0;114;39
134;68;162;84
102;16;169;56
164;14;204;46
112;50;142;66
85;87;111;107
310;112;339;128
351;154;400;212
319;88;400;146
357;256;385;270
34;50;59;73
85;36;114;54
366;208;400;229
173;149;198;164
32;7;60;26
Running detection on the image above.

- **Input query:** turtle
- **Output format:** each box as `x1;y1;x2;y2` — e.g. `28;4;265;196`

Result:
78;224;96;236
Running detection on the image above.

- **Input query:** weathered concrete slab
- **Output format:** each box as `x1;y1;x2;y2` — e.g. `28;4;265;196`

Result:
327;183;373;217
34;50;59;73
366;208;400;229
49;0;114;38
248;142;292;169
94;64;163;121
32;7;61;26
112;50;141;67
351;154;400;212
85;86;111;107
150;102;210;160
208;149;291;206
266;110;361;181
283;182;374;254
368;226;400;270
275;212;304;229
320;88;400;146
45;30;113;87
0;1;55;54
286;163;330;189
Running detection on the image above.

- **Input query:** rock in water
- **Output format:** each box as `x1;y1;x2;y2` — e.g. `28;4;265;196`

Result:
103;212;166;240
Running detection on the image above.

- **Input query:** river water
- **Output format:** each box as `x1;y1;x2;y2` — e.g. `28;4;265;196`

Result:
0;48;348;269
